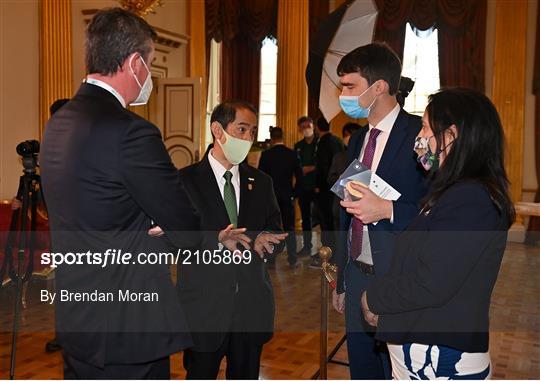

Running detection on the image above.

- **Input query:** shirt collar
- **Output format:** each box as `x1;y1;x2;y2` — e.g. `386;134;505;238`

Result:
369;103;400;133
208;149;239;181
84;77;127;108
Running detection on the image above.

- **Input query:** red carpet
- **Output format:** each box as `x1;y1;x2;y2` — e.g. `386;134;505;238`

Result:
0;202;50;282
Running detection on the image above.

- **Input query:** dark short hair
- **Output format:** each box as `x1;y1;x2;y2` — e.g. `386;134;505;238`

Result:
297;116;314;126
316;117;330;132
269;127;283;140
210;100;258;138
424;88;515;226
85;8;157;75
49;98;69;115
337;42;402;95
342;122;361;137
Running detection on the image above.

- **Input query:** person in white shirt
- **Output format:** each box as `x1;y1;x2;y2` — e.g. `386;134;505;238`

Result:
332;42;430;379
177;101;287;379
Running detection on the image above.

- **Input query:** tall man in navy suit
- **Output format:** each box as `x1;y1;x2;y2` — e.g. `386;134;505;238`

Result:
331;42;429;379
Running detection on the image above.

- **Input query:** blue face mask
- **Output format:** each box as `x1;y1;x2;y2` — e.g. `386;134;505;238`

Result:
339;83;377;119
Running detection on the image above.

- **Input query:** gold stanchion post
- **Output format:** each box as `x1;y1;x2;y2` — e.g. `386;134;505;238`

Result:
318;246;334;379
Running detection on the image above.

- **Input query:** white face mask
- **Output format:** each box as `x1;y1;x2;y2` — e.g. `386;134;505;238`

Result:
129;54;153;106
303;128;314;138
217;126;253;165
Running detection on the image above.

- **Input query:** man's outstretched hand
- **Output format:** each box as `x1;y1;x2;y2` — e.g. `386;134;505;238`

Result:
218;224;252;251
253;232;288;258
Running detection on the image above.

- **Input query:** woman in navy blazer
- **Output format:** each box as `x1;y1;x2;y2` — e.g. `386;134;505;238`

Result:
358;88;515;379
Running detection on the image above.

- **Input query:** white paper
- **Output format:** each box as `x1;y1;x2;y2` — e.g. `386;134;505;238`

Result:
370;173;401;225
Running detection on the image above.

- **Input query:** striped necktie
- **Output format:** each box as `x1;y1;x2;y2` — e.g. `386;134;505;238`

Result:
350;128;381;260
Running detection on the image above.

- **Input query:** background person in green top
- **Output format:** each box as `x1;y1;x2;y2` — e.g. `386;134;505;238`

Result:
294;116;318;257
313;117;345;261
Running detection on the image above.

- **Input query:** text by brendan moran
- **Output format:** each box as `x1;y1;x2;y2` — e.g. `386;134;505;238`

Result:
41;289;159;304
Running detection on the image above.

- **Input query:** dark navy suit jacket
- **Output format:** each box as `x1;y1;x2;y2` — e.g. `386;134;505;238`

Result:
336;108;428;294
177;154;284;352
40;84;198;367
367;181;509;353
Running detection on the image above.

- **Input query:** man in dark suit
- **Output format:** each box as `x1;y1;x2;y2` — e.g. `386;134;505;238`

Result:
40;9;245;379
294;116;318;257
332;42;429;379
177;101;287;380
314;117;345;263
258;127;303;268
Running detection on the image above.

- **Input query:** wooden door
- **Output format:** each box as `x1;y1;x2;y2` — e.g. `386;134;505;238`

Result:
153;77;201;169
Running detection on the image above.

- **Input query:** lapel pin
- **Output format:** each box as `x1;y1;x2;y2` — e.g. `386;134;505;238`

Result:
248;184;253;191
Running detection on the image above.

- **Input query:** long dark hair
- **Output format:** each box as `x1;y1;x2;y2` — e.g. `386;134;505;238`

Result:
423;88;515;226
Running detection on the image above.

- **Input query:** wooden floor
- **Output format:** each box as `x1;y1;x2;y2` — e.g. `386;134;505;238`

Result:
0;242;539;379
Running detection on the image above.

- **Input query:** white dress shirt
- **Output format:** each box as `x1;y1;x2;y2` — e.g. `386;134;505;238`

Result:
354;103;400;265
358;103;400;172
208;149;241;210
84;77;127;108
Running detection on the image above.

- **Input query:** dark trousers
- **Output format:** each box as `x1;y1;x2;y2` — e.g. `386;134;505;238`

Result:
346;331;391;379
63;353;170;379
183;332;263;380
298;190;316;250
316;190;336;251
278;198;297;264
345;262;391;379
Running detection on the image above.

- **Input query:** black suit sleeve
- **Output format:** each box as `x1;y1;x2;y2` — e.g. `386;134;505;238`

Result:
366;183;502;314
258;152;269;174
347;129;364;162
335;137;361;294
119;119;202;248
316;137;343;190
293;152;303;197
392;198;425;231
263;176;286;255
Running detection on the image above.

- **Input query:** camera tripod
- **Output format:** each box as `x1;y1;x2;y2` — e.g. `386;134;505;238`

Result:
1;152;43;380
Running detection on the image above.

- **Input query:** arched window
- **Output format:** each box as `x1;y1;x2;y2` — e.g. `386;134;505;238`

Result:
258;37;278;141
402;23;440;115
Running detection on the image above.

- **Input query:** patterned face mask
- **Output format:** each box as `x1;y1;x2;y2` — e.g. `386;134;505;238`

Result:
414;136;439;171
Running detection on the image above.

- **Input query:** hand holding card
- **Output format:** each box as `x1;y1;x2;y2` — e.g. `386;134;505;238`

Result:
331;159;372;200
333;159;402;225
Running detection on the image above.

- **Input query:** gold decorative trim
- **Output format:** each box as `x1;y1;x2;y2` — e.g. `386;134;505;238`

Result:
82;9;189;50
188;0;207;156
118;0;163;17
276;0;309;147
491;0;527;221
39;0;73;137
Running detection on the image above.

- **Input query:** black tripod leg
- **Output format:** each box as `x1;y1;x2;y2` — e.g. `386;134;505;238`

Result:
9;175;32;380
1;178;23;284
327;334;349;366
9;269;24;380
24;177;39;280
